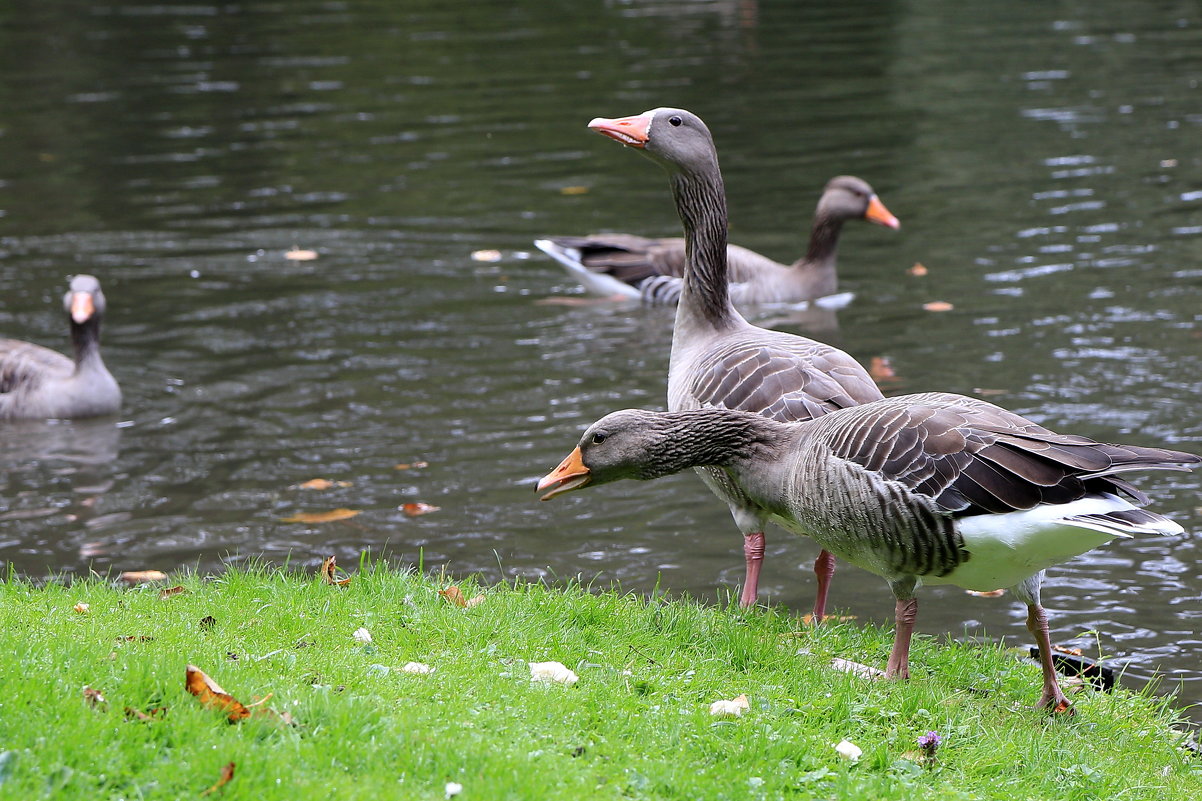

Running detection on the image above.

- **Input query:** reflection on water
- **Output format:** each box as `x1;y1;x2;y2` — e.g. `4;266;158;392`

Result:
1;0;1200;720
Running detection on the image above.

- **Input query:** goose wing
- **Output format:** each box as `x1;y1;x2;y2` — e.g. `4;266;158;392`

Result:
0;339;72;396
813;392;1201;516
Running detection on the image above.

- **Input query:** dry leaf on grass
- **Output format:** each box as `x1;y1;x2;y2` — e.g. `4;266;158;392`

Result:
159;585;188;600
923;300;954;312
439;586;484;608
201;762;236;796
292;478;352;490
401;662;434;675
73;602;90;614
280;508;359;524
799;613;857;626
285;247;318;261
124;706;167;722
199;616;217;630
394;461;429;471
120;570;168;584
529;661;579;685
83;686;107;709
186;665;250;722
709;694;750;717
319;555;352;587
400;502;440;516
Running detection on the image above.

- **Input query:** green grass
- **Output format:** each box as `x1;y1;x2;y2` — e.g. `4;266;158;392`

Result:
0;563;1198;800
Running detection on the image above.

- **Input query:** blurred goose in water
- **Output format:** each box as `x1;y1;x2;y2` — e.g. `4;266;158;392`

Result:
536;175;899;307
0;274;121;420
539;394;1199;712
562;107;887;619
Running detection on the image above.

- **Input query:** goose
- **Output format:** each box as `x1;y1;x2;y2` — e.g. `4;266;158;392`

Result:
571;107;887;619
535;175;899;307
538;394;1199;712
0;274;122;420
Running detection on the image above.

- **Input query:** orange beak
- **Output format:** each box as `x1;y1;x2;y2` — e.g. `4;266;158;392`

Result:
537;446;591;501
70;292;95;324
588;112;652;149
864;195;900;230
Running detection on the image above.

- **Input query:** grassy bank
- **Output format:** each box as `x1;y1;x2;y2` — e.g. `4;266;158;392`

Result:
0;563;1197;800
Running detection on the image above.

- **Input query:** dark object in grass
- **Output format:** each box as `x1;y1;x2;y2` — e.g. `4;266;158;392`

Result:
1030;647;1115;691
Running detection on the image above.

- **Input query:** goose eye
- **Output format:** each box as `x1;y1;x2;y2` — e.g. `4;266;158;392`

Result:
591;432;607;445
668;115;683;127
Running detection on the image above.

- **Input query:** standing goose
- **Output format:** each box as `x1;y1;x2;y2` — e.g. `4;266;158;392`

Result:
538;395;1199;712
535;175;899;307
572;107;886;618
0;274;122;420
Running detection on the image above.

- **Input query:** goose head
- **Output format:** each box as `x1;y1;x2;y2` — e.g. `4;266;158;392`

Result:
64;274;107;327
588;107;719;177
821;176;900;230
538;410;671;500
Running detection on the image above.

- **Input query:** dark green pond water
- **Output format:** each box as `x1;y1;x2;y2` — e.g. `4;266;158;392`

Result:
2;1;1201;720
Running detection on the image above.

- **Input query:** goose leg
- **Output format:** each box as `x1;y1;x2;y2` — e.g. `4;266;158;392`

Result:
1025;603;1074;714
811;549;836;623
739;531;765;608
885;597;918;679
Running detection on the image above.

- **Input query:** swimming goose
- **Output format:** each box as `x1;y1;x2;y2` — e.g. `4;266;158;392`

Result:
575;107;886;618
538;394;1199;712
536;175;899;307
0;274;122;420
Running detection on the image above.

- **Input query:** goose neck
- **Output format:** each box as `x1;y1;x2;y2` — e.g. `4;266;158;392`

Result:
669;169;739;329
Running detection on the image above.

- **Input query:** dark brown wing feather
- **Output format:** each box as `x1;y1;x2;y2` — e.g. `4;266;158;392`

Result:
547;234;688;285
0;339;71;396
812;392;1200;516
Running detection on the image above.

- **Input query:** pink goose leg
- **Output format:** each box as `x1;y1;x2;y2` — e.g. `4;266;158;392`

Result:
739;532;766;608
811;549;836;623
1026;603;1074;714
885;597;918;679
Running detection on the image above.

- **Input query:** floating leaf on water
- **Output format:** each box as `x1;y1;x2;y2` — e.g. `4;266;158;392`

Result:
1161;158;1178;168
709;693;749;717
922;300;954;312
972;388;1008;397
186;665;250;722
393;461;429;471
319;555;352;587
201;762;236;796
869;356;896;382
966;589;1005;597
73;602;90;614
400;502;440;516
292;478;352;490
159;585;188;600
559;185;589;195
470;249;502;262
280;508;359;523
907;262;929;276
285;247;318;261
120;570;168;584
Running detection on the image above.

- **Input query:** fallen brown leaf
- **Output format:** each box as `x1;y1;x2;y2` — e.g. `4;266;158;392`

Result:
966;589;1006;598
972;388;1008;397
923;300;954;312
907;262;929;277
116;635;154;642
280;508;359;524
559;185;589;195
470;249;502;262
319;555;352;587
159;585;188;600
186;665;250;722
1053;644;1084;656
73;602;90;614
868;356;897;384
199;615;217;630
800;613;857;626
285;247;318;261
120;570;168;584
83;686;107;709
439;586;485;608
393;461;429;471
124;706;167;722
400;502;440;516
293;478;352;490
201;762;235;796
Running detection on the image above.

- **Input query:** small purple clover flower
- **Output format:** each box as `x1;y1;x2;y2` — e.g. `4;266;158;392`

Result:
917;730;942;760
